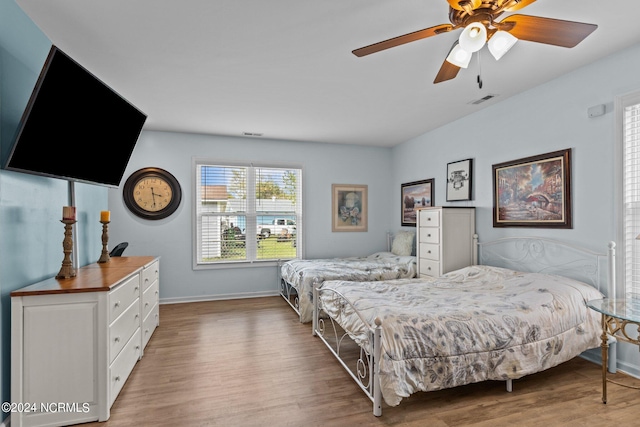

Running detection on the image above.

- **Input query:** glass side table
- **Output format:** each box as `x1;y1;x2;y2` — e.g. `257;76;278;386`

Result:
587;298;640;403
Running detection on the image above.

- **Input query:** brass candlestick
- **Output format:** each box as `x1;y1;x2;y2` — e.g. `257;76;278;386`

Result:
56;219;77;279
98;220;111;263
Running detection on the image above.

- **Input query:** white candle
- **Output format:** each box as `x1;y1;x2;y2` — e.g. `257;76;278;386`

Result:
62;206;76;220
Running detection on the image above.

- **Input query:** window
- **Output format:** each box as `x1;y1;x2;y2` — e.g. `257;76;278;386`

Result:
618;92;640;298
194;160;302;266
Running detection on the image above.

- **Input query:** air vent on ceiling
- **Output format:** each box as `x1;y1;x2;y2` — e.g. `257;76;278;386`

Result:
469;94;498;105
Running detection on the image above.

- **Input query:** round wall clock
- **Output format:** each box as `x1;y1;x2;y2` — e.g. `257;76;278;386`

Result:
123;167;182;220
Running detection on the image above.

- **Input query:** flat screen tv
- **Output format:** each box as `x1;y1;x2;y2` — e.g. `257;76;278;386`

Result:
4;45;147;187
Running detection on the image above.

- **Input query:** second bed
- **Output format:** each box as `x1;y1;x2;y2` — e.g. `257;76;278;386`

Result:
312;237;613;415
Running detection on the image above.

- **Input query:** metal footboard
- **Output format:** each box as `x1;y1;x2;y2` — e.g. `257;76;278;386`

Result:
278;260;302;318
313;281;383;416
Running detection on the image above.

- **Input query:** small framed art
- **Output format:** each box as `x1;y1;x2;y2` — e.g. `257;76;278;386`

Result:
401;178;434;226
492;148;572;228
446;158;473;201
332;184;368;232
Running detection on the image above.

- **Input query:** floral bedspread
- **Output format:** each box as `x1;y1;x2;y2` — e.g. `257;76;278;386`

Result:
281;252;417;323
317;265;603;406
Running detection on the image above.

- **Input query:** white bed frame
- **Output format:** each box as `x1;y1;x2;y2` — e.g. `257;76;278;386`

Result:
278;260;301;317
312;236;615;416
278;231;400;321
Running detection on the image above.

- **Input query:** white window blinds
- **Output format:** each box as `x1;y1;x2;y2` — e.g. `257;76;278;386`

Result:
622;96;640;298
195;161;302;265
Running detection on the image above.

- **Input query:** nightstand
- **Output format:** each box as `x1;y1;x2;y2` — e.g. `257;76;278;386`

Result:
587;298;640;403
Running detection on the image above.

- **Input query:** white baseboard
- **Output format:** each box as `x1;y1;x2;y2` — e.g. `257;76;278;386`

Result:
159;290;279;305
616;358;640;378
580;349;603;367
581;348;640;379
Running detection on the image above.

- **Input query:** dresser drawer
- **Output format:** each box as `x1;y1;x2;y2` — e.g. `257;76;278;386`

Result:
109;328;141;407
142;303;159;349
419;209;440;227
109;298;140;363
419;227;440;244
142;280;159;320
419;258;440;278
419;243;440;261
109;274;141;323
142;260;159;292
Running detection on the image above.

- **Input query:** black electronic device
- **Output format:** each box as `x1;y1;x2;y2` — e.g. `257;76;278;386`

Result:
4;45;147;187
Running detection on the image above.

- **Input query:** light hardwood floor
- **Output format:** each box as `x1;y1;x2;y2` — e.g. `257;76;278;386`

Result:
85;297;640;427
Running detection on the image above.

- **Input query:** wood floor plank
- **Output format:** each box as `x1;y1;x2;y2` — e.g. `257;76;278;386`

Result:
82;297;640;427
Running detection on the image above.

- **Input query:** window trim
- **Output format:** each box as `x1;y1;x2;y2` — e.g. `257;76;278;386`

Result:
615;90;640;299
192;157;303;270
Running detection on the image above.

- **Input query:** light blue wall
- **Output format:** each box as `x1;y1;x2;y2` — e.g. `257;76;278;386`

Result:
107;130;393;301
392;43;640;377
0;0;108;416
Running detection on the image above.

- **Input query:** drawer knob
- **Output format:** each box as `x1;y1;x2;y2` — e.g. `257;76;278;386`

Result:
135;286;139;292
427;234;431;237
114;301;120;308
114;336;120;343
427;218;431;221
115;376;121;382
427;267;431;270
145;302;149;307
427;250;431;254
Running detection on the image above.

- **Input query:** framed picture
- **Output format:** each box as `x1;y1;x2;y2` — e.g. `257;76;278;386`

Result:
446;158;473;201
401;178;434;226
332;184;368;232
492;148;572;228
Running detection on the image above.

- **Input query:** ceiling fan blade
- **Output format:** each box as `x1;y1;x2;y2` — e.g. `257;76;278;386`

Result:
434;58;461;84
502;0;536;12
352;24;454;57
500;14;597;48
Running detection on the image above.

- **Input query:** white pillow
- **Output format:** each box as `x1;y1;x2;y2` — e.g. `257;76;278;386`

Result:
391;231;415;256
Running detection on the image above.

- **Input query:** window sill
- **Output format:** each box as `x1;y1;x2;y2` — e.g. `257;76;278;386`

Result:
193;259;294;270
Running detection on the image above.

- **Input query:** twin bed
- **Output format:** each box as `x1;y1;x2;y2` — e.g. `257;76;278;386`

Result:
278;231;417;323
282;236;613;416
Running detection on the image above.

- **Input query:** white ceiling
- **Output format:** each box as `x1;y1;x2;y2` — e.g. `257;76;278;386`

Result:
15;0;640;147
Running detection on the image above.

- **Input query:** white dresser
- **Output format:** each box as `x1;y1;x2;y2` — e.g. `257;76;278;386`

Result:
416;207;476;278
141;258;160;350
11;256;160;427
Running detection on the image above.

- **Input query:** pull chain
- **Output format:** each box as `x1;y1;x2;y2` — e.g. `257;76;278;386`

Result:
477;51;483;89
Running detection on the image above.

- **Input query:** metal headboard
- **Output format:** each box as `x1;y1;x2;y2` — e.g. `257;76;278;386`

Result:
386;230;416;255
476;236;616;298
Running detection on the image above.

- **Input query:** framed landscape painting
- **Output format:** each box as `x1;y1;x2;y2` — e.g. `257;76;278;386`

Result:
492;148;572;228
401;178;434;226
332;184;368;232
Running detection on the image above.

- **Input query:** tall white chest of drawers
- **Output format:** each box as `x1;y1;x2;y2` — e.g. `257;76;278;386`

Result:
416;207;476;278
11;256;160;427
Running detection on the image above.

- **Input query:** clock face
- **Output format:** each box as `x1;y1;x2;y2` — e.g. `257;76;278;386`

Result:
133;176;173;212
123;168;182;220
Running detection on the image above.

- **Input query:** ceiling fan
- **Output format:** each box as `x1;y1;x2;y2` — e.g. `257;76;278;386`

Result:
352;0;598;84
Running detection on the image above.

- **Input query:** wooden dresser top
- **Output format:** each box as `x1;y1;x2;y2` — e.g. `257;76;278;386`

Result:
11;256;158;297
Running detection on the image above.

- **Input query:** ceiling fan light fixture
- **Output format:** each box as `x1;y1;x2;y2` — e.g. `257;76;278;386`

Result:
446;42;472;68
488;31;518;60
459;22;487;53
